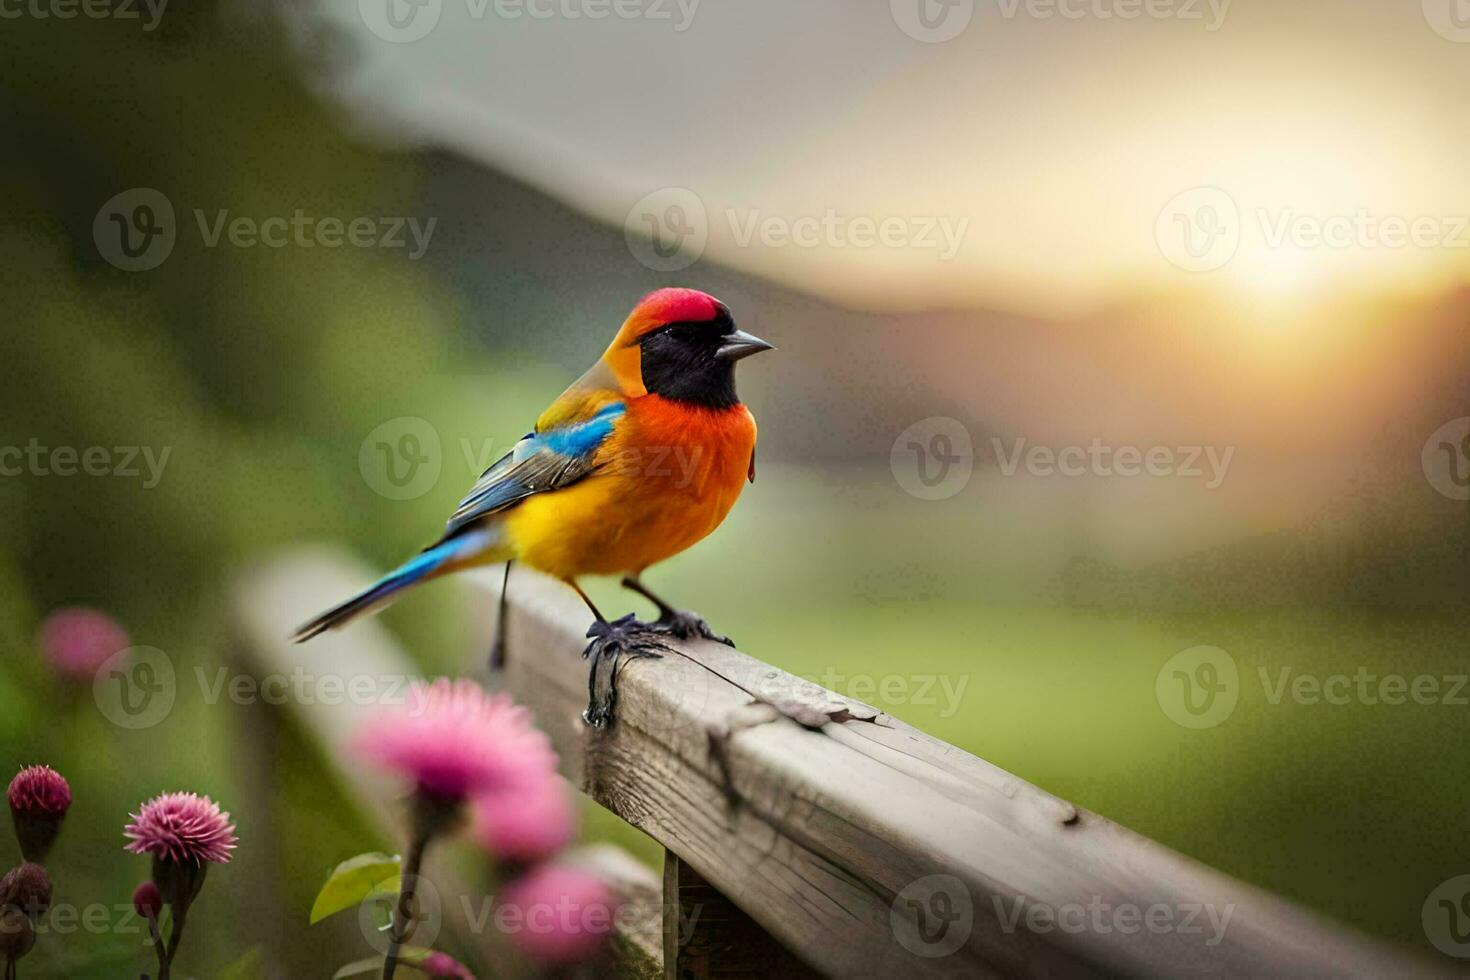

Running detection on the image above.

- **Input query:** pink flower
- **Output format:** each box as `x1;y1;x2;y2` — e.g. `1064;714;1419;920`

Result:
420;951;474;978
37;607;129;681
124;793;237;866
500;866;618;965
470;778;576;864
353;679;556;801
8;766;70;862
7;766;70;820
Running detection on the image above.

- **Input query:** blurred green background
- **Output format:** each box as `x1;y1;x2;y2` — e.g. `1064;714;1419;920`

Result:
3;3;1469;977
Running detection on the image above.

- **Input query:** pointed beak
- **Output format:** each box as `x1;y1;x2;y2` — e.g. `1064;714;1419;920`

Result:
715;328;776;361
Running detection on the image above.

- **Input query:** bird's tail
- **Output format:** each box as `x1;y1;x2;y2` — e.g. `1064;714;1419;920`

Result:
292;528;501;643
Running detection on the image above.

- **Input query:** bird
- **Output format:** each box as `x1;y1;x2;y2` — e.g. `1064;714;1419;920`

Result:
292;287;774;726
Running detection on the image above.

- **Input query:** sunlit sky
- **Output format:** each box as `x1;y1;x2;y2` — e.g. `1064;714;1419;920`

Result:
310;0;1470;315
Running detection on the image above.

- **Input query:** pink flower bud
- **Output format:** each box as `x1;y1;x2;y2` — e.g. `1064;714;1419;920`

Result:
7;766;70;863
133;880;163;920
37;607;129;681
500;866;618;965
470;778;576;865
353;679;556;802
420;951;474;978
0;864;51;922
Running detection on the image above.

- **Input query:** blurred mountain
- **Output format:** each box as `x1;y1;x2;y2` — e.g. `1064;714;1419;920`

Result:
417;148;1470;465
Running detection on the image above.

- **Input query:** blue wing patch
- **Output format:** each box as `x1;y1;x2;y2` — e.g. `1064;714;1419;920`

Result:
441;402;625;537
540;402;625;457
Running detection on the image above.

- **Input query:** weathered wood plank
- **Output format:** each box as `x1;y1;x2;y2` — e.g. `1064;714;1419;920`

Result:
662;850;820;979
476;563;1448;979
228;548;664;979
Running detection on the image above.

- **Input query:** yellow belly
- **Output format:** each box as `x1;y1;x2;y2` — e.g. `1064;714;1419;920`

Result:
501;399;756;581
504;465;743;580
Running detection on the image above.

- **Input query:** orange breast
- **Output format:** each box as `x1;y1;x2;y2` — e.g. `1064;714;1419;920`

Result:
504;396;757;580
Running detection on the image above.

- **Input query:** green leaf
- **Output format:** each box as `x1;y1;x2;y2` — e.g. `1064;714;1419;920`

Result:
332;956;384;979
332;956;432;979
217;947;266;980
310;852;402;925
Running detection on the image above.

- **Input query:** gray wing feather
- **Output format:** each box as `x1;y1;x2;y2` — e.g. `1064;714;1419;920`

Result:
441;402;625;537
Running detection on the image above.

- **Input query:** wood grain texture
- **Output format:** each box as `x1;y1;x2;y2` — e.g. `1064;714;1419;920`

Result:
473;563;1449;979
663;850;820;980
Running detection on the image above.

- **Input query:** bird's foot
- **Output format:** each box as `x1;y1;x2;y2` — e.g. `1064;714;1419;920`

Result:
645;609;735;647
581;614;670;728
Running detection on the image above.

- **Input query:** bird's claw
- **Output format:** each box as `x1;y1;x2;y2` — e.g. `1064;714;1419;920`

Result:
645;609;735;647
581;614;669;728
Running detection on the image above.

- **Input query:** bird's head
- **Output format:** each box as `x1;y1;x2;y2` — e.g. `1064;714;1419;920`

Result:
602;288;773;408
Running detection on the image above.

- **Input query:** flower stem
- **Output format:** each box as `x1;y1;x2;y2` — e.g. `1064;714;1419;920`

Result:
160;907;187;980
382;832;429;980
146;911;167;980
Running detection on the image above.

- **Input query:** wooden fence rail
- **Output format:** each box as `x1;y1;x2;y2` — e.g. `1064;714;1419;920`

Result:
234;548;1447;978
478;563;1447;978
